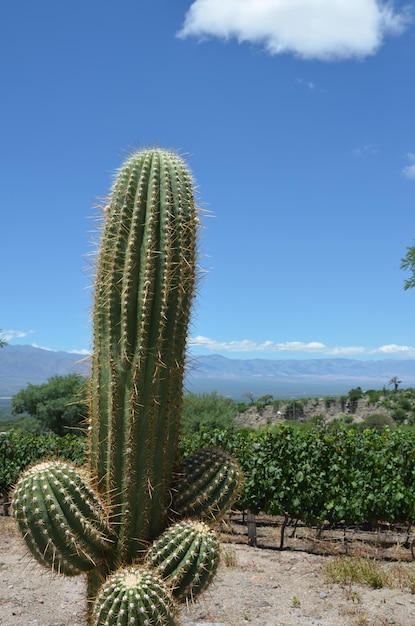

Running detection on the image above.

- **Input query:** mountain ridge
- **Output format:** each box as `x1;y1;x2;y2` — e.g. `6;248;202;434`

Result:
1;344;414;399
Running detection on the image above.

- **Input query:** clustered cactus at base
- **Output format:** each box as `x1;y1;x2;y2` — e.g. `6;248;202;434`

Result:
12;148;242;626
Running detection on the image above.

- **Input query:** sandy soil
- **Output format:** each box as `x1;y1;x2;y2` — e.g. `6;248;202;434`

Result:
2;515;415;626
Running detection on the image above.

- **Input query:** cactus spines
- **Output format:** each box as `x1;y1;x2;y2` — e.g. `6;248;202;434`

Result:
92;566;176;626
89;149;199;559
146;520;220;601
173;448;242;521
12;461;112;576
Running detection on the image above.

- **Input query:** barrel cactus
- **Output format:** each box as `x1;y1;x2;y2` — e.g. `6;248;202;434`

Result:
12;148;242;625
146;519;220;601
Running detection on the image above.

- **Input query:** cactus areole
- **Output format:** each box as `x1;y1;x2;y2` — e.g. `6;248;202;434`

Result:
89;149;199;560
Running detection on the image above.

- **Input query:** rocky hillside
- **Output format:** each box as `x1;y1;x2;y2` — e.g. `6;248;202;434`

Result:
236;395;402;429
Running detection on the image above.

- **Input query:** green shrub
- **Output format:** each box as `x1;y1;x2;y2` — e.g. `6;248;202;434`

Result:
360;414;395;433
181;392;238;435
391;408;407;424
0;430;86;496
284;400;304;420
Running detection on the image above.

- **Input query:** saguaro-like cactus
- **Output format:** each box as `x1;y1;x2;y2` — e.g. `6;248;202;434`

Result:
89;148;199;560
12;148;242;625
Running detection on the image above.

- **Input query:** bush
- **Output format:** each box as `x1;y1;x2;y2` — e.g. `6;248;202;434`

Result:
0;430;87;496
391;408;407;424
181;392;238;435
12;374;88;435
284;400;304;420
360;414;395;433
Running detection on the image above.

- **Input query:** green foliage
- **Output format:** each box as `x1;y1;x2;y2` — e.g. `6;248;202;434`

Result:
180;425;415;528
8;416;43;434
391;408;407;424
12;374;87;435
366;389;384;404
0;329;7;348
0;430;86;496
182;392;238;434
401;240;415;291
255;394;274;409
348;387;363;401
324;397;336;409
284;399;305;420
7;423;415;532
360;413;395;432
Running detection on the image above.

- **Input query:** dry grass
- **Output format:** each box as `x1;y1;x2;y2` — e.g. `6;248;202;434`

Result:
325;555;415;592
0;516;18;538
221;545;237;567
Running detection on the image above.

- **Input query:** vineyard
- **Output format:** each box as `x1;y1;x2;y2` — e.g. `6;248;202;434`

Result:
3;424;415;543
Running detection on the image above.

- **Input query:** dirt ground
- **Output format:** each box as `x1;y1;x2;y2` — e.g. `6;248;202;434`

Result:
2;514;415;626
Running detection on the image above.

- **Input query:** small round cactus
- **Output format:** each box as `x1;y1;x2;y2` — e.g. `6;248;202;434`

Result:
146;519;220;601
173;448;242;521
92;566;176;626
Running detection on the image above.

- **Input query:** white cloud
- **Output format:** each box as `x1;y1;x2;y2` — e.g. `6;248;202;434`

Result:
2;329;35;341
189;335;415;357
403;153;415;179
68;349;91;356
31;343;91;355
178;0;412;61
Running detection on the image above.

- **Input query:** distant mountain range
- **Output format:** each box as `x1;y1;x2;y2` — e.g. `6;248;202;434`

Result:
0;345;90;396
1;344;415;400
185;354;415;399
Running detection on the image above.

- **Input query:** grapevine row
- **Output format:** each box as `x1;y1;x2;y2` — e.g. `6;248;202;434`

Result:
3;425;415;528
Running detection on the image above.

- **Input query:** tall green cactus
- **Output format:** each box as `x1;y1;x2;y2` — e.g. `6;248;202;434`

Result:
89;148;199;560
12;148;242;626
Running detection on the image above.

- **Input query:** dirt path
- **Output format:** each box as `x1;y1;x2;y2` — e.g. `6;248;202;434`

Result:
2;517;415;626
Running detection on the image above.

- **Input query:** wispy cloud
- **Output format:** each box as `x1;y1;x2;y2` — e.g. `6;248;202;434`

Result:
402;152;415;179
68;349;91;356
178;0;412;61
31;343;90;355
294;78;319;91
352;144;378;157
189;336;415;357
3;329;35;342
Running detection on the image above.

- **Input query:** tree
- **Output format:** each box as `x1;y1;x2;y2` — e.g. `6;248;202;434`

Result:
388;376;401;391
243;392;255;404
12;373;88;435
401;242;415;291
182;391;238;435
0;329;7;348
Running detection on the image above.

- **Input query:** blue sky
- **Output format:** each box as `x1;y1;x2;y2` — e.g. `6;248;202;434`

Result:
2;0;415;360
